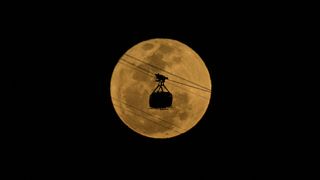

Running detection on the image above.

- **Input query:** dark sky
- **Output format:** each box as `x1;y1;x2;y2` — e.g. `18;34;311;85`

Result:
13;3;299;179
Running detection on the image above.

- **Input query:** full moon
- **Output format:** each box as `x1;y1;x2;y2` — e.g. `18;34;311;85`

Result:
110;38;212;138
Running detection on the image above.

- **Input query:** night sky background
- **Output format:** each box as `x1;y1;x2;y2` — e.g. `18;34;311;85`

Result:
12;2;302;179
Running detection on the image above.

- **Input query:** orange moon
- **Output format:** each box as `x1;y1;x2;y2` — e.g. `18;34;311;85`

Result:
110;38;212;138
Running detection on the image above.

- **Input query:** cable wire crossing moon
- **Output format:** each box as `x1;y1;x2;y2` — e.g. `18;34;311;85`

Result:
110;38;212;138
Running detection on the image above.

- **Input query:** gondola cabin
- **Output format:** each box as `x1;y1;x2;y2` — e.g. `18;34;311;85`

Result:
149;73;173;109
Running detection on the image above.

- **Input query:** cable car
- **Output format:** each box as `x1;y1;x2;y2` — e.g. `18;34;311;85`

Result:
149;73;173;109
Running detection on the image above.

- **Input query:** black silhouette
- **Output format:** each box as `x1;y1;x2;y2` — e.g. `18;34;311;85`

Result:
149;73;173;109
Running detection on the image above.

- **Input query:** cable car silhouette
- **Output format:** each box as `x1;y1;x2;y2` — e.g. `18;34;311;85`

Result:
149;73;173;109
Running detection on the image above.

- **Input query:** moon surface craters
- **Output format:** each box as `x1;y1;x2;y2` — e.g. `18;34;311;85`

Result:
131;66;150;82
172;56;182;64
158;44;175;54
174;91;191;122
146;52;167;70
145;43;178;69
141;43;154;51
